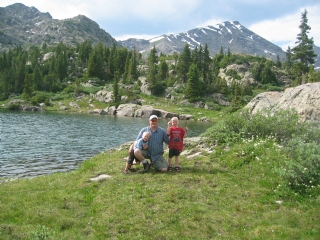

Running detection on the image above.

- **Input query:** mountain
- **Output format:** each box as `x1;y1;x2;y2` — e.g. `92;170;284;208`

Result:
313;45;320;70
119;21;319;69
0;3;119;51
1;3;319;69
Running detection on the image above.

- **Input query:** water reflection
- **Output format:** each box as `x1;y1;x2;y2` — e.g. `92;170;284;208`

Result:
0;110;212;178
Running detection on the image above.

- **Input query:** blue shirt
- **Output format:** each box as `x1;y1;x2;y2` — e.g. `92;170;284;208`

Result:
134;138;148;150
136;126;169;162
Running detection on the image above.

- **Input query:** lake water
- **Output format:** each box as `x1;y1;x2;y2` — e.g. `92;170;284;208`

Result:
0;110;212;178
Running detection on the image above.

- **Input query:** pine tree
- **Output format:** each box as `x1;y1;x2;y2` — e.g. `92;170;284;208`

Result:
157;58;168;81
202;43;211;84
32;65;43;91
177;44;192;83
128;50;138;81
184;64;200;102
276;55;282;68
113;72;121;107
147;46;158;94
22;73;32;100
0;69;10;99
87;44;104;80
284;46;293;71
291;9;317;79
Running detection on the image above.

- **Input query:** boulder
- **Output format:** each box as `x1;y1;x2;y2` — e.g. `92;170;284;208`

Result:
116;104;140;117
106;106;117;115
69;102;80;109
89;109;108;115
245;82;320;122
134;105;155;118
218;63;256;86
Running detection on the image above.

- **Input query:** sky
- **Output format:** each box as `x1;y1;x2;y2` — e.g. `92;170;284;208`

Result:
1;0;320;51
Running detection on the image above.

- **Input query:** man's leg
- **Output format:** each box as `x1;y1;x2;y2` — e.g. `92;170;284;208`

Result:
153;155;168;172
134;149;150;173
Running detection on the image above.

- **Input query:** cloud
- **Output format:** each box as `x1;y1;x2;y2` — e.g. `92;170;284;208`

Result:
115;34;160;41
248;4;320;50
196;18;226;28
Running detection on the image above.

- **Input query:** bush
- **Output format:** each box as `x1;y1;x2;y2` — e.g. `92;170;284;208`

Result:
202;107;320;195
279;138;320;194
30;92;51;106
8;103;20;110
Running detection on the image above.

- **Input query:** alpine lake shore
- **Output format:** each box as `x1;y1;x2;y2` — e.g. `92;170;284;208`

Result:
0;93;319;240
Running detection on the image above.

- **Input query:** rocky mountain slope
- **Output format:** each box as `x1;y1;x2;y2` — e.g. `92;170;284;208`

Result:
120;21;320;69
1;3;319;69
0;3;119;51
119;21;286;60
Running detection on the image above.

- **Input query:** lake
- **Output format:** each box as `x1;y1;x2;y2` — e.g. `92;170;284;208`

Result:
0;110;212;178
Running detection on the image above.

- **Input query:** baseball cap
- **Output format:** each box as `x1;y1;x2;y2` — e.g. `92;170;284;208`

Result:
149;115;158;120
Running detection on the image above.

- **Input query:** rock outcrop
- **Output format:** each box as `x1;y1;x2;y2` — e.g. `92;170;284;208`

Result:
245;82;320;122
89;103;190;120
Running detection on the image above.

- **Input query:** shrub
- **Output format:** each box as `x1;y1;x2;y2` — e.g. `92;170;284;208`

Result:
202;108;301;150
30;92;51;106
8;103;20;110
279;138;320;194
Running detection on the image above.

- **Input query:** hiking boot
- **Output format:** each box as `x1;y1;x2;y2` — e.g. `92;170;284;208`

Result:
140;161;150;173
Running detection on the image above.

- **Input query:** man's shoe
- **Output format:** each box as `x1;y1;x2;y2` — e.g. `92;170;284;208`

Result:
140;161;150;173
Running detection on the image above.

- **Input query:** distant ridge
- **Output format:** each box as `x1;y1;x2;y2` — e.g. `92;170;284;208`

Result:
0;3;319;69
0;3;119;52
119;21;286;60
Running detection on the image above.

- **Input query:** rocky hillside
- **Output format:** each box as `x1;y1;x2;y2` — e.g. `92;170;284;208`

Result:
0;3;119;52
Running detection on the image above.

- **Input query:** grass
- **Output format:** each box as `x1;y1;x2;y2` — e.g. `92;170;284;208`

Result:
1;138;319;239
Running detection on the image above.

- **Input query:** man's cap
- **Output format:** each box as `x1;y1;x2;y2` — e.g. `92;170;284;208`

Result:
149;115;158;120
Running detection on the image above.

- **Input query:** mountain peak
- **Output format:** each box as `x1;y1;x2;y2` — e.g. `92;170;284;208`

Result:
120;20;285;60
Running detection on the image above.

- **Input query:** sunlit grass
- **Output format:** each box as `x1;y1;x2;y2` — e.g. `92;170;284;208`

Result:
1;137;319;239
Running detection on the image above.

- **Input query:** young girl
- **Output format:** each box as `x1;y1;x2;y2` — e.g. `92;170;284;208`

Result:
166;117;188;172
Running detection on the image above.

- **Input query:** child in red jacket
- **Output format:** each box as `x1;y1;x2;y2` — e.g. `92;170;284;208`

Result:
166;117;188;172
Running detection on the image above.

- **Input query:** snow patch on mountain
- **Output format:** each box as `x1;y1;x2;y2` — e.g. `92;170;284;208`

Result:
150;36;165;43
226;27;232;34
233;22;243;32
264;50;276;55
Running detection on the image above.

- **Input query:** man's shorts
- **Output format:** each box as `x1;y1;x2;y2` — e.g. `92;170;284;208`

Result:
140;149;168;169
169;148;181;158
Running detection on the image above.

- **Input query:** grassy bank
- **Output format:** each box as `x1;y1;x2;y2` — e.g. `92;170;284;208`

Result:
1;96;320;239
1;135;319;239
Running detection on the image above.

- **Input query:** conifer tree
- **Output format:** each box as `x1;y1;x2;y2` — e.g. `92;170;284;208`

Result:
202;43;211;84
32;65;43;91
113;72;121;107
0;69;10;99
87;44;104;80
291;9;317;79
122;54;130;83
284;46;293;71
147;46;158;94
184;64;200;102
22;73;32;100
157;58;168;81
128;50;138;81
177;44;192;83
14;55;27;93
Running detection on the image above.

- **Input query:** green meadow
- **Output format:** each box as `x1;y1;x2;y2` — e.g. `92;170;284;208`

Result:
1;109;320;239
